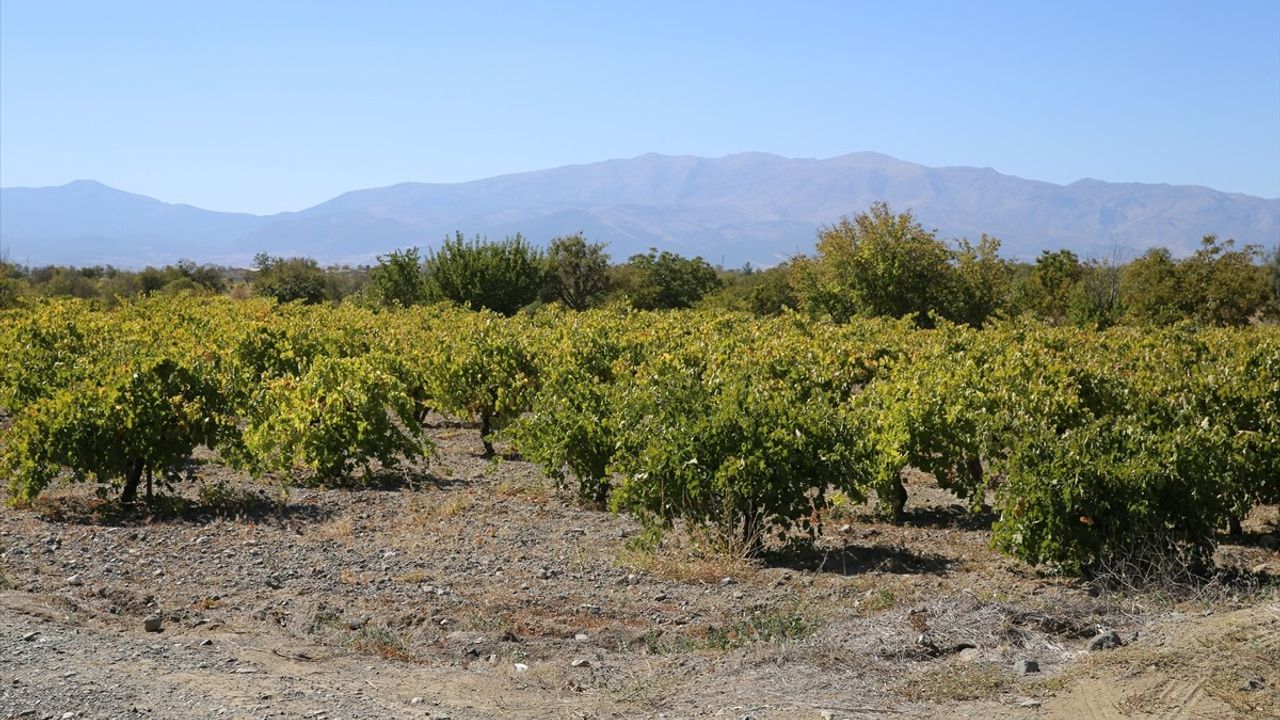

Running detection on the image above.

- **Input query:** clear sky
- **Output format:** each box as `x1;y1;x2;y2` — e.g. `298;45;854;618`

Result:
2;0;1278;213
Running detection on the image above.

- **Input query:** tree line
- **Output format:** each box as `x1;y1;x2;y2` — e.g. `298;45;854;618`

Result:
3;203;1278;326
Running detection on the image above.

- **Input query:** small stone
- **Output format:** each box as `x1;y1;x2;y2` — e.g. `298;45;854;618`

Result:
513;663;529;672
720;577;737;586
820;711;835;720
143;615;163;633
1014;659;1040;674
1088;631;1123;651
653;593;668;602
21;631;38;641
570;658;591;668
573;632;590;642
410;697;423;705
233;667;260;674
66;574;83;586
200;639;213;647
1018;699;1042;708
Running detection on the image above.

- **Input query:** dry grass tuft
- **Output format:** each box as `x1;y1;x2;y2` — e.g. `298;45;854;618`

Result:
352;625;415;663
896;662;1014;703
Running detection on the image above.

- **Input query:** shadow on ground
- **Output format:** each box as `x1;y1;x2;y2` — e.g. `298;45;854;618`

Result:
763;541;954;576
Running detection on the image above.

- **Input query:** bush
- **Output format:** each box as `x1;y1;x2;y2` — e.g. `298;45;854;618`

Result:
510;308;639;502
241;355;430;482
607;317;870;551
424;310;538;456
3;356;233;504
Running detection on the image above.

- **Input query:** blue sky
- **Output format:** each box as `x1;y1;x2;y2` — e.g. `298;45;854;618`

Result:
2;0;1278;213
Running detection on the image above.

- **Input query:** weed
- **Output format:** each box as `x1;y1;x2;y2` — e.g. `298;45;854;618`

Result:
496;478;551;503
704;607;816;650
623;525;664;554
304;608;344;635
864;588;898;613
395;569;431;584
896;662;1014;703
353;625;414;662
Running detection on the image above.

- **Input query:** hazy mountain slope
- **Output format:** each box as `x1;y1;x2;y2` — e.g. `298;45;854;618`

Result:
3;154;1276;267
0;180;266;266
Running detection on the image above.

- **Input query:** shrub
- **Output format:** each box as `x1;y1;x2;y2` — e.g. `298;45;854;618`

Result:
241;355;430;482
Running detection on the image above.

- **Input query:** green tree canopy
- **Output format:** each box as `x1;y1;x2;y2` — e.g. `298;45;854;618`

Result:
365;247;429;308
791;202;956;325
424;232;546;316
1022;249;1083;325
1120;247;1182;325
544;234;611;310
951;234;1014;326
252;254;329;305
1178;235;1268;326
613;249;721;310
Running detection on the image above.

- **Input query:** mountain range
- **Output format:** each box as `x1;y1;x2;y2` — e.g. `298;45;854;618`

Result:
2;152;1277;268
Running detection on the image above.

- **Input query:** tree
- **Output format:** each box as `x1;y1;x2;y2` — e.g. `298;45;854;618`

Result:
614;249;721;310
1022;249;1082;325
698;264;798;316
544;234;611;310
790;203;955;325
0;245;26;308
951;234;1013;326
1178;235;1268;326
1268;246;1280;318
365;248;428;308
1120;248;1182;325
424;233;545;316
252;254;328;305
1069;256;1124;328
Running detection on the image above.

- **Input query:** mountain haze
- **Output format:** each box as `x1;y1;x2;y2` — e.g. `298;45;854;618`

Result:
3;153;1277;267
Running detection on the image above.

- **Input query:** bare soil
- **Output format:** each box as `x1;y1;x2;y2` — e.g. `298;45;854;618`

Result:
2;422;1277;719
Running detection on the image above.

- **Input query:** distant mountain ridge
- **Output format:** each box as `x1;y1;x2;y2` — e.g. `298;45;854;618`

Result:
2;152;1277;267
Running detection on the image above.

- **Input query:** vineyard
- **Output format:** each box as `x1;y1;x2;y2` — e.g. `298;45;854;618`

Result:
3;296;1276;576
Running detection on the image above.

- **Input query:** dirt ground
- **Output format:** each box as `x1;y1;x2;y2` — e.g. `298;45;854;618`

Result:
1;421;1277;719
